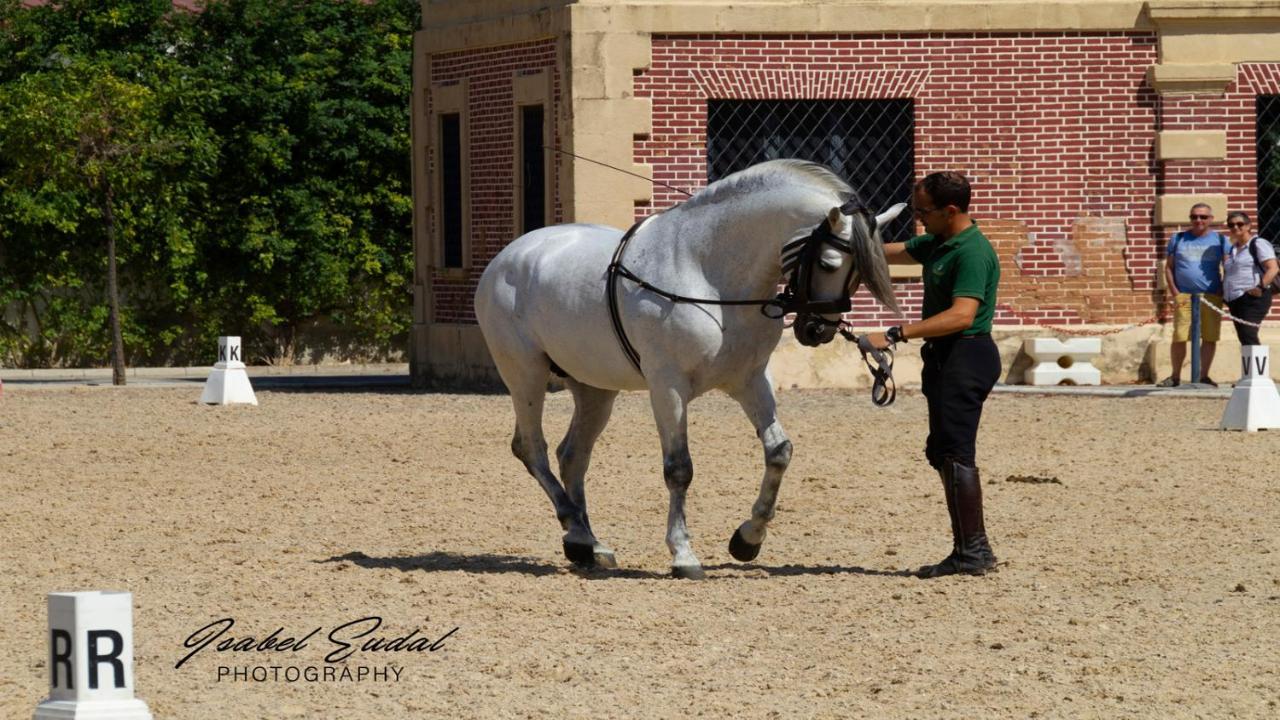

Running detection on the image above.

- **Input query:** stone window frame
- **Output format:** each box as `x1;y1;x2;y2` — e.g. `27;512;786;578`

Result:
431;79;470;275
512;69;554;238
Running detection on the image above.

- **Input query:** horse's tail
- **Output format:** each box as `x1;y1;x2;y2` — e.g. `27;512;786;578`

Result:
849;215;902;316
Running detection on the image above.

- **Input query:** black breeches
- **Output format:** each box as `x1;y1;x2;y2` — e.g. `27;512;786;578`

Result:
921;335;1002;470
1227;291;1273;346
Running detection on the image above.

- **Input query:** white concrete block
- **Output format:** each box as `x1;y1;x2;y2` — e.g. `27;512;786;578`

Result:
1221;346;1280;432
1024;337;1103;386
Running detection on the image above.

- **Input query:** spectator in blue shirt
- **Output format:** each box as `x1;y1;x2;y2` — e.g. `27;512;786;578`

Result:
1159;203;1226;387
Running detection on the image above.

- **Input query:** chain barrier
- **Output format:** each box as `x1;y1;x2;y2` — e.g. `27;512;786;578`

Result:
1198;294;1273;330
992;306;1162;336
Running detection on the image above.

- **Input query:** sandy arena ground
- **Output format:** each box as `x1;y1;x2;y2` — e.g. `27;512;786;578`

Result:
1;384;1278;718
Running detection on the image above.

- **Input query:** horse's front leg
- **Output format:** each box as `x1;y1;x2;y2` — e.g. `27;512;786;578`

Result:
728;371;792;562
648;380;704;579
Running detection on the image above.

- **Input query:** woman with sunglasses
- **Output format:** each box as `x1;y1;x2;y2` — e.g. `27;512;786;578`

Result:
1222;211;1278;346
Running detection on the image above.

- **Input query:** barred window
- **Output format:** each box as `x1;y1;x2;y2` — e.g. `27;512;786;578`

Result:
707;99;915;242
1257;96;1280;242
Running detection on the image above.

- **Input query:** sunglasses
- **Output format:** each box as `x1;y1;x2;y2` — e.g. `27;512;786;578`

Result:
1189;214;1211;220
1228;221;1249;228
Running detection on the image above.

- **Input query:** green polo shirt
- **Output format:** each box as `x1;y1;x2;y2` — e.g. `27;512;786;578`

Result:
903;222;1000;335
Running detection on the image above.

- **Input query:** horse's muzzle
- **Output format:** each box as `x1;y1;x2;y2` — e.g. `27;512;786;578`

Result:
794;314;839;347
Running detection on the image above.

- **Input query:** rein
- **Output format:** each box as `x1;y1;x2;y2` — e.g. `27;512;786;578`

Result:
839;326;898;407
606;200;880;377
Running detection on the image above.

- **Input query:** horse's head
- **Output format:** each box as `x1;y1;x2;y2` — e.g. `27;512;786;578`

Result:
786;201;906;347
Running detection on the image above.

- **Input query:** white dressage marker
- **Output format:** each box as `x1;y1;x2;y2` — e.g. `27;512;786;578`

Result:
200;336;258;406
1023;337;1102;386
32;591;153;720
1220;345;1280;432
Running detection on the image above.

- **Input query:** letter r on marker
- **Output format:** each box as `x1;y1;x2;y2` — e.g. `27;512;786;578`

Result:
51;629;73;689
87;630;126;689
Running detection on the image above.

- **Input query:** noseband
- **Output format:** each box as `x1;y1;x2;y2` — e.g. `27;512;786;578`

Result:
606;199;878;374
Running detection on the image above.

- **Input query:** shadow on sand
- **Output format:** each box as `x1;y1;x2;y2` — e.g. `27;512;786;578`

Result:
703;562;914;578
320;551;913;580
318;550;662;579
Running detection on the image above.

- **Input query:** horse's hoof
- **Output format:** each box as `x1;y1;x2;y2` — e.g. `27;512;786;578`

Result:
593;548;618;569
563;540;596;567
671;564;707;580
729;527;762;562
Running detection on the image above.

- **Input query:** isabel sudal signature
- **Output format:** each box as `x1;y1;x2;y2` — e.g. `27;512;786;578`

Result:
175;616;459;669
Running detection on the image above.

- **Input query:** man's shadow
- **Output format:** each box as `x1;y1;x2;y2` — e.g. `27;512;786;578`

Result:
319;551;912;580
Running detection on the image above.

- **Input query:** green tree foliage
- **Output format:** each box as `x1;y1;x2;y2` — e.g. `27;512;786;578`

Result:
0;0;419;367
182;0;417;362
0;0;214;369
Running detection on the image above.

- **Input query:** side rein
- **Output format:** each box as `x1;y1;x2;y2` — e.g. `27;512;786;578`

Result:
606;198;899;405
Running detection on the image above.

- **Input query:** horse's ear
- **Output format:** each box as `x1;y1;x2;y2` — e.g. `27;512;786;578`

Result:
874;202;908;230
827;206;842;229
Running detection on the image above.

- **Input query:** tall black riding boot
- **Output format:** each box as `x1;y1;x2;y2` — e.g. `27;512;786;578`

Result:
938;465;960;560
916;459;997;578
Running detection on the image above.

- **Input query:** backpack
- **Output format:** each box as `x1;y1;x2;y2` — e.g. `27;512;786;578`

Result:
1245;237;1280;292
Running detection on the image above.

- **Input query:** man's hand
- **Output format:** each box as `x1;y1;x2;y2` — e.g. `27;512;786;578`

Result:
864;331;892;351
1247;286;1264;297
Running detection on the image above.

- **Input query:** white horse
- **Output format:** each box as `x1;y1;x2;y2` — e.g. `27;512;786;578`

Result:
475;159;904;578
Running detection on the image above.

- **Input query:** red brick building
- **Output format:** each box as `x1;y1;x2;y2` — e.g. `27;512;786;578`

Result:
412;1;1280;386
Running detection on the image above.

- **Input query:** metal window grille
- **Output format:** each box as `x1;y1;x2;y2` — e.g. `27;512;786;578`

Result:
707;99;915;242
1257;96;1280;242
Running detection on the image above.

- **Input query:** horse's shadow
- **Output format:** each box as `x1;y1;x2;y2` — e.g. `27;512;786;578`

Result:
319;551;912;580
318;550;660;579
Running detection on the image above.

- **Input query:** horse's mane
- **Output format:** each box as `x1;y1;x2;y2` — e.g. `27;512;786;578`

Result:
680;159;857;211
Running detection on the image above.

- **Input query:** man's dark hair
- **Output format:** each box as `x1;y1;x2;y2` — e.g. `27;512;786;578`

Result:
918;171;971;213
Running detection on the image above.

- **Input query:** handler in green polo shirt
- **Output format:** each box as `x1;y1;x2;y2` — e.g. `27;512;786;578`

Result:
866;171;1001;578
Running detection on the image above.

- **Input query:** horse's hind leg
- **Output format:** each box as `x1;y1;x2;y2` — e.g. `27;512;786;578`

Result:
648;380;704;579
556;379;620;568
727;371;792;563
496;355;596;567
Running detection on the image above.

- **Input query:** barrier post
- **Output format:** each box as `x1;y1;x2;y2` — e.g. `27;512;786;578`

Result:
1190;292;1202;385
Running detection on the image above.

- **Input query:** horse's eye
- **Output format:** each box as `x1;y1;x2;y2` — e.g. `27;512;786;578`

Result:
818;248;843;271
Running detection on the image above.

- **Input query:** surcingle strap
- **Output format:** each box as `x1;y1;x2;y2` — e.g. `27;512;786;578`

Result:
607;220;647;376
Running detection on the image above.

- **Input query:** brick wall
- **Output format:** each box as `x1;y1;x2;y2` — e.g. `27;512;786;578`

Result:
431;34;1280;330
634;33;1164;327
428;39;560;323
